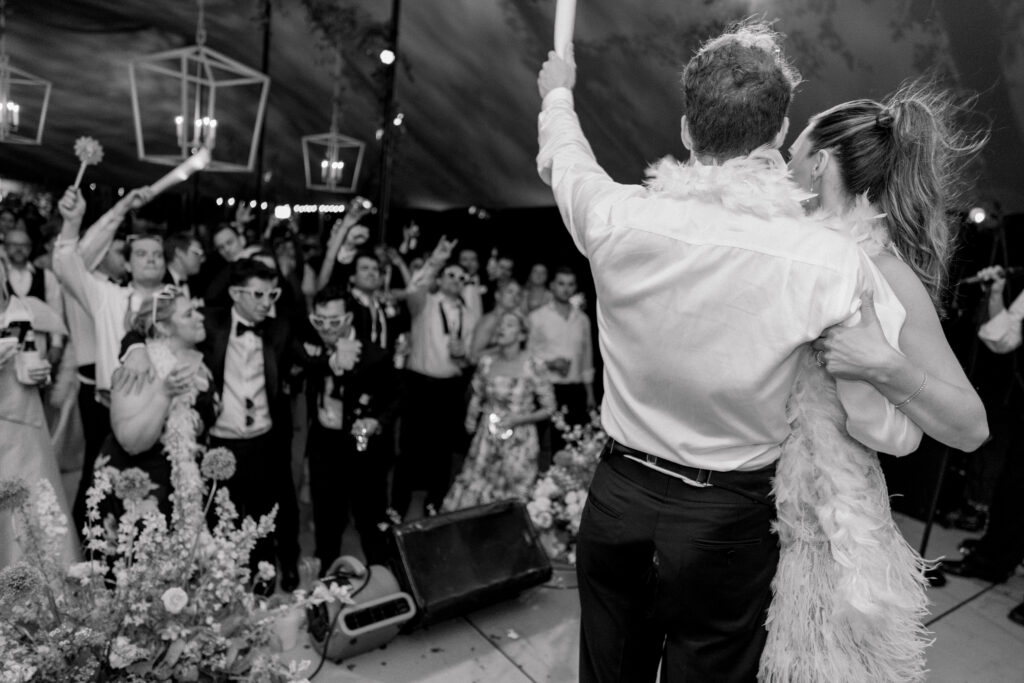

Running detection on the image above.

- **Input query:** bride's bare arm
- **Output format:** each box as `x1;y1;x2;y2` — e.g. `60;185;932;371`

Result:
819;254;988;452
109;366;172;454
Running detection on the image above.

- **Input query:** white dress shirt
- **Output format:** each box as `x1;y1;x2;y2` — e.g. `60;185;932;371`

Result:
537;87;918;472
978;290;1024;354
406;291;478;379
167;266;192;301
527;301;594;385
53;240;148;393
210;308;273;440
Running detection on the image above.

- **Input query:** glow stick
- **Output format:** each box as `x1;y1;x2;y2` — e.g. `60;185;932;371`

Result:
554;0;576;58
147;147;211;197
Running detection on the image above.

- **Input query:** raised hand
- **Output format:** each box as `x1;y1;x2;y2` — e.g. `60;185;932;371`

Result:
538;46;576;99
974;265;1008;296
430;235;458;264
58;186;86;226
811;292;899;382
117;186;154;212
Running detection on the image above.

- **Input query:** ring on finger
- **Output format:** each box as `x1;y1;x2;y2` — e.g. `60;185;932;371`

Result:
815;350;826;367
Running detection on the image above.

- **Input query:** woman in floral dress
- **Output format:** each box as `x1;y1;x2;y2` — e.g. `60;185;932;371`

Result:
443;311;556;510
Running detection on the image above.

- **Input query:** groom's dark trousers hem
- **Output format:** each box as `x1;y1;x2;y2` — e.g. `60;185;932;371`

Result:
577;442;779;683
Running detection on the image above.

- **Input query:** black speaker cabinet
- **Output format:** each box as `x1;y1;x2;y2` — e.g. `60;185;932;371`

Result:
387;499;553;629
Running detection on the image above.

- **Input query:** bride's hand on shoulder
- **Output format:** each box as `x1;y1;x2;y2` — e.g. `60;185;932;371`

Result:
812;293;901;382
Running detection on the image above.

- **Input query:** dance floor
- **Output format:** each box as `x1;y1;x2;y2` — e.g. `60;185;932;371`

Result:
280;513;1024;683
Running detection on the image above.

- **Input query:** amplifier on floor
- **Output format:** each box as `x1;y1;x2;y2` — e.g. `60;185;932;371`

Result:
306;555;416;661
387;499;553;629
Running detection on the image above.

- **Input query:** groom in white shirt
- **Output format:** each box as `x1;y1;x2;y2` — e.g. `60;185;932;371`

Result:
537;21;919;683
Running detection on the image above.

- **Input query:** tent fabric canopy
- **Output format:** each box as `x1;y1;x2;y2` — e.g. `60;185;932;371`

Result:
1;0;1022;212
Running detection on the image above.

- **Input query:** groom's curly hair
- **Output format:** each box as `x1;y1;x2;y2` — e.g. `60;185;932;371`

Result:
681;19;801;159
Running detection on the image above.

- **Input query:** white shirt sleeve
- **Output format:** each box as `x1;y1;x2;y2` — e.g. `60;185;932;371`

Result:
53;238;106;314
834;250;923;457
978;290;1024;354
537;88;643;256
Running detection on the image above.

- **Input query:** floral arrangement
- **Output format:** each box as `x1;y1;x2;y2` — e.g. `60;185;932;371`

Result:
527;409;607;565
0;367;349;682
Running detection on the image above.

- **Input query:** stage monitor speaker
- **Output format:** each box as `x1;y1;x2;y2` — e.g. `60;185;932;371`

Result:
307;556;417;662
388;499;553;629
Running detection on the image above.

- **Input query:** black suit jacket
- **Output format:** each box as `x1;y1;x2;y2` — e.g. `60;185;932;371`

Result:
295;304;399;430
199;307;293;431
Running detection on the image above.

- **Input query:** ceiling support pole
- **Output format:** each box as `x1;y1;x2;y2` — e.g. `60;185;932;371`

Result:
376;0;402;245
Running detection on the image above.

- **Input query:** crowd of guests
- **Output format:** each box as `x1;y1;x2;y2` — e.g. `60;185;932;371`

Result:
0;186;595;594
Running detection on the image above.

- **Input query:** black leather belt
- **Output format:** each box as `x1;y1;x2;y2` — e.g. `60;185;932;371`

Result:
607;439;715;485
604;439;774;505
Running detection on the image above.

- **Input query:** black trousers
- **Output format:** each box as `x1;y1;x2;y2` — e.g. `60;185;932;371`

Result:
72;379;110;532
392;370;468;516
975;421;1024;571
307;421;391;573
270;418;301;571
577;451;778;683
210;432;281;573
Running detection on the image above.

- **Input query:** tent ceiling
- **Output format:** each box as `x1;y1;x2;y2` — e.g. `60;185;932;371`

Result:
1;0;1022;212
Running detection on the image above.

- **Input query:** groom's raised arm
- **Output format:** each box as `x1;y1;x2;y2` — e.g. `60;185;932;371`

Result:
537;50;641;257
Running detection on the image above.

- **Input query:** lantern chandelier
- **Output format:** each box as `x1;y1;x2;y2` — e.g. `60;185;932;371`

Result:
0;0;51;145
128;0;270;171
302;48;365;193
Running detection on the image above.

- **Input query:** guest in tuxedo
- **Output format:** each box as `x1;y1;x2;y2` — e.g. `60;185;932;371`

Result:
298;277;399;571
202;258;299;594
163;233;204;301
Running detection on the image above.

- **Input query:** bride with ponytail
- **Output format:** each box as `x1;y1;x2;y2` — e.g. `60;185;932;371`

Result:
760;81;989;682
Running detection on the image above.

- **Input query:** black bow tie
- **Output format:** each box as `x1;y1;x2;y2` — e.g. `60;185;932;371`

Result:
235;321;264;337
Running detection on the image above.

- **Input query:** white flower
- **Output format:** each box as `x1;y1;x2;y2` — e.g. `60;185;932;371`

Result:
161;586;189;614
530;497;551;513
533;510;554;529
108;636;141;669
66;560;105;585
257;561;276;582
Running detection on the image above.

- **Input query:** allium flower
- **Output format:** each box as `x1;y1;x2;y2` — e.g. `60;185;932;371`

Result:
0;563;44;604
161;586;189;614
201;447;237;482
113;468;156;502
73;136;104;165
0;479;30;512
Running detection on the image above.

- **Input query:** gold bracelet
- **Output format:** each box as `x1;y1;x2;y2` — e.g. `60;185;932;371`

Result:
892;370;928;409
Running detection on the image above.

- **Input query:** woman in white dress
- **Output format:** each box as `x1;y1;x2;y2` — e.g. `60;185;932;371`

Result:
761;82;989;682
0;256;78;569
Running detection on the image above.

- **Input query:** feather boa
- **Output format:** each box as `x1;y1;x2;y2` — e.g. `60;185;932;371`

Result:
759;206;932;683
147;341;206;531
644;146;812;221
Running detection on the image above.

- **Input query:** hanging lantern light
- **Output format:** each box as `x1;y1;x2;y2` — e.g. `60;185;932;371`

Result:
301;48;365;193
127;0;270;171
0;0;51;145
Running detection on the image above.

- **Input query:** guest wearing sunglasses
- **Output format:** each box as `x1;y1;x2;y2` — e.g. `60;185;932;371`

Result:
392;236;477;520
106;286;213;515
202;258;298;594
296;283;398;571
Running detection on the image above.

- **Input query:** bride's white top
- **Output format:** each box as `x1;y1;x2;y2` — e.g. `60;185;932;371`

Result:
538;88;921;471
